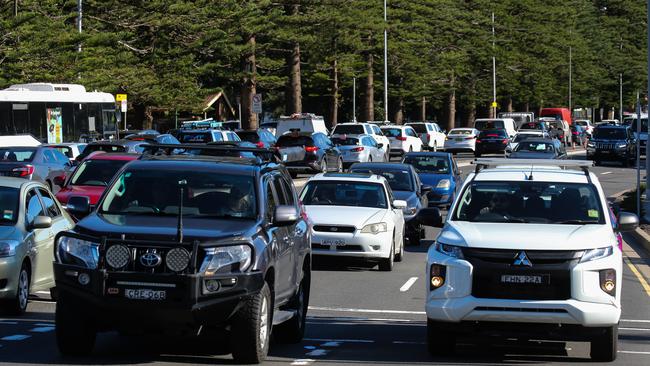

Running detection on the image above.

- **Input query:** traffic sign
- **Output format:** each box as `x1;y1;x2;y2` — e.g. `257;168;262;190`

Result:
121;100;127;113
491;101;498;108
252;94;262;114
116;94;127;102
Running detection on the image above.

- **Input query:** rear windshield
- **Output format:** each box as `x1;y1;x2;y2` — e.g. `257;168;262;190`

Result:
237;131;260;143
449;129;472;135
333;125;365;135
475;120;504;130
593;128;626;140
70;159;129;187
331;137;360;146
513;134;536;143
514;141;554;152
381;128;402;137
519;122;544;130
0;148;36;162
179;131;220;143
0;187;19;224
408;124;427;133
276;135;313;147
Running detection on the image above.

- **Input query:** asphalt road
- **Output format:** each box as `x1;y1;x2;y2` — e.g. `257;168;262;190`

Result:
0;151;649;366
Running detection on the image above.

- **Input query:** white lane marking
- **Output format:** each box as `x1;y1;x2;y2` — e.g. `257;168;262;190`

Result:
304;346;316;350
621;319;650;323
619;327;650;332
308;316;420;323
321;341;341;347
601;171;613;175
34;323;54;326
305;349;328;356
30;326;55;333
308;306;425;315
393;340;426;345
618;350;650;355
305;338;374;344
1;335;31;341
0;321;18;325
291;359;315;366
399;277;418;292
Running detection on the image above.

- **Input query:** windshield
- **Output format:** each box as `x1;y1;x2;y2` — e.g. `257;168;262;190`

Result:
403;155;449;174
475;120;504;130
594;128;626;140
513;134;535;143
0;148;36;162
408;124;427;133
301;181;387;208
381;128;402;138
350;168;413;191
333;125;365;135
100;170;257;219
331;137;359;146
453;181;604;224
514;141;554;152
70;159;129;186
0;187;19;224
179;131;220;143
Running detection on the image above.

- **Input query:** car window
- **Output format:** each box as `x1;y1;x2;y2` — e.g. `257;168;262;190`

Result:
265;180;277;223
406;128;417;137
409;124;427;133
594;128;626;140
350;168;414;191
71;159;129;186
381;128;402;137
51;149;70;164
515;141;555;152
475;120;504;130
179;131;213;143
52;146;73;158
25;189;45;225
0;148;36;162
42;149;57;163
0;187;19;225
403;155;450;174
372;125;383;135
362;137;376;147
37;188;61;217
332;136;359;146
333;124;365;135
301;181;388;209
322;135;333;147
276;135;313;147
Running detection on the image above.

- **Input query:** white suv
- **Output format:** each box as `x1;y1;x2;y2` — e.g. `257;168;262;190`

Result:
331;122;390;158
380;125;423;156
425;159;638;362
405;122;446;151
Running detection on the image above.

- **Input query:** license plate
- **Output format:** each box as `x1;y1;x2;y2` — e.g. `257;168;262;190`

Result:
124;289;166;300
600;150;610;154
500;274;548;284
455;138;463;142
323;240;346;246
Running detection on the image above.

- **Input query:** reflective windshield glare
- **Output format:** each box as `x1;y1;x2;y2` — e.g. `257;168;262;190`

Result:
301;182;387;209
453;181;604;224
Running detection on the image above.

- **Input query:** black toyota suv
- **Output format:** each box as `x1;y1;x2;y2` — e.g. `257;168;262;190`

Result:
587;125;636;166
53;144;311;364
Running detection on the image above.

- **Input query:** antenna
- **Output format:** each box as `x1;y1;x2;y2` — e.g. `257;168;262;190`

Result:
177;179;187;243
527;164;534;181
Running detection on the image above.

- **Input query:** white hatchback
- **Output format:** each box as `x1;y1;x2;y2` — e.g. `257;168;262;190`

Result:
380;125;423;156
443;128;479;153
424;159;638;362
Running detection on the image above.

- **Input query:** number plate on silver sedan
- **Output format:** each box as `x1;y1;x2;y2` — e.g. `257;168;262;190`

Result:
500;275;546;284
323;240;345;246
124;289;166;300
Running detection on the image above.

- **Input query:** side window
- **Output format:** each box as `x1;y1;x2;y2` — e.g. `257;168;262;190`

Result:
373;126;382;135
212;132;223;142
406;128;417;137
273;175;296;206
265;180;277;223
364;137;376;147
427;124;434;132
231;132;241;141
43;149;56;163
38;188;61;217
365;125;372;134
52;149;69;164
25;189;45;225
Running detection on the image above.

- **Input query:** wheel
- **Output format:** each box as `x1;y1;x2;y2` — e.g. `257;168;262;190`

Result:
274;266;310;343
394;233;404;262
408;231;421;246
56;296;96;356
427;319;456;356
590;325;618;362
594;160;601;166
2;264;30;315
231;282;272;363
337;159;343;172
378;242;394;271
320;159;328;173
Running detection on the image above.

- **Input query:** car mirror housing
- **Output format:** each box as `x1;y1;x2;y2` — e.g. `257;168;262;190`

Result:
377;143;384;148
421;185;433;193
31;215;52;230
274;205;299;226
53;175;66;188
67;195;91;216
393;200;407;209
418;207;443;228
617;211;639;232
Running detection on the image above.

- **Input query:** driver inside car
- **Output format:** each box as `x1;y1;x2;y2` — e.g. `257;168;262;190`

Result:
479;192;514;218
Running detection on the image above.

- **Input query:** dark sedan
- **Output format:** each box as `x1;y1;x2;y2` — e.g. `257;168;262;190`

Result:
475;129;510;157
349;162;430;245
509;138;567;159
75;139;151;162
0;146;72;191
277;132;343;178
236;129;277;148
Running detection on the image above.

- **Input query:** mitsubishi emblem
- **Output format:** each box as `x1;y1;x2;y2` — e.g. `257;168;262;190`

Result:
513;251;532;267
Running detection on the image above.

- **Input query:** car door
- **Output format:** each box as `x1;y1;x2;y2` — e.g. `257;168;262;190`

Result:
275;174;307;292
265;176;293;302
406;128;421;151
34;188;68;290
385;184;405;243
432;123;445;148
366;136;383;161
23;188;52;290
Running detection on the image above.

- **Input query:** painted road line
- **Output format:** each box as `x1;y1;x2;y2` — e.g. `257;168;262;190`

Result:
601;171;612;175
291;359;315;366
625;259;650;297
29;326;55;333
619;327;650;332
400;277;418;292
618;350;650;355
1;335;31;341
304;338;374;344
308;306;425;315
621;319;650;323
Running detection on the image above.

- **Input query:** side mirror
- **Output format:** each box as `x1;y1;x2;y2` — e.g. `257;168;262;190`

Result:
377;143;384;148
67;195;91;217
274;205;299;226
392;200;407;209
53;175;66;188
31;215;52;230
421;185;432;194
617;211;639;232
418;207;443;227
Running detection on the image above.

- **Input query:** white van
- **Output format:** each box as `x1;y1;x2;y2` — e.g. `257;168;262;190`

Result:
275;113;329;137
473;118;517;137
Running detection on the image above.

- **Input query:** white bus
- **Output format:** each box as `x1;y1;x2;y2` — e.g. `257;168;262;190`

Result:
0;83;118;143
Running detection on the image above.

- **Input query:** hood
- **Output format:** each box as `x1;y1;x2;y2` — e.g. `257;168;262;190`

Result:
305;206;386;228
439;221;616;250
0;226;18;240
510;151;555;159
74;213;259;242
56;185;106;205
418;173;450;187
392;190;416;202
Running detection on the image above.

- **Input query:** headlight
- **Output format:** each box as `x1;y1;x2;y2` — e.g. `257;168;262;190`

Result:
361;222;388;234
0;240;20;257
587;142;595;148
200;245;252;275
56;236;99;269
580;246;613;263
617;144;627;149
435;242;464;259
436;179;451;189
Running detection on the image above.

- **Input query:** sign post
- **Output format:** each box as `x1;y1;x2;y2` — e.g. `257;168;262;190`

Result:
116;94;127;136
252;93;262;116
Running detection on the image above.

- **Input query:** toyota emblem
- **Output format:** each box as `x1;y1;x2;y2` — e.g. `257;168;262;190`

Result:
140;251;162;267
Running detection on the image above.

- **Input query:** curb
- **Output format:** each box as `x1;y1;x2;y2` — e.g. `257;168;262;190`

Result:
630;228;650;254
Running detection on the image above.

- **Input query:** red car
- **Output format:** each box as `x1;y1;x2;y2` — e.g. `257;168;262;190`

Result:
55;153;139;217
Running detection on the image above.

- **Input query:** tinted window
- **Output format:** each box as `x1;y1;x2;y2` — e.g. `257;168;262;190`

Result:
514;141;555;152
0;148;36;162
594;128;626;140
51;146;73;158
238;131;260;143
403;155;450;174
381;128;402;137
70;159;129;186
0;187;19;224
475;120;504;130
350;168;413;191
332;137;360;146
630;118;648;132
179;132;213;143
333;125;365;135
25;189;45;225
406;128;417;137
38;188;61;217
265;181;277;222
408;124;427;133
276;135;314;147
301;181;387;209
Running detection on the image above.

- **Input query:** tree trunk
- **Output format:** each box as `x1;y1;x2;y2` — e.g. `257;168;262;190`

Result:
447;74;456;131
507;97;513;112
285;4;302;115
144;106;153;130
329;58;339;128
524;102;529;112
241;35;258;130
466;102;476;128
362;52;374;122
393;96;404;124
421;96;426;121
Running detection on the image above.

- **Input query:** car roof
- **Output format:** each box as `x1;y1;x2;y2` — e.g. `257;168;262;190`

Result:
124;158;259;176
380;125;409;129
473;166;593;184
350;162;412;171
0;176;41;189
515;138;555;143
335;122;370;126
404;151;451;158
596;125;627;129
86;153;141;161
308;172;386;183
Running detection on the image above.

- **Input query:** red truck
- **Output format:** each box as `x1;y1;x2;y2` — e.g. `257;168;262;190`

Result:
540;108;572;125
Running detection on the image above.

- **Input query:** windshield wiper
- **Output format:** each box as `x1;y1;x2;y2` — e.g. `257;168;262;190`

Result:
556;219;598;225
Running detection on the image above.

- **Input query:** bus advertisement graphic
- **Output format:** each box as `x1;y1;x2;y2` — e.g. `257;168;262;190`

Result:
47;107;63;143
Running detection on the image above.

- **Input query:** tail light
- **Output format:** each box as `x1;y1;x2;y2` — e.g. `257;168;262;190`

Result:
502;139;509;144
255;141;265;148
12;165;34;177
476;139;482;143
351;147;364;152
305;146;319;153
465;136;475;140
396;136;407;141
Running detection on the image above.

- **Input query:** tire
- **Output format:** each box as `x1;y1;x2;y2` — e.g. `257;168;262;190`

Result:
378;242;394;271
231;282;272;364
408;231;421;246
320;159;328;173
274;267;310;343
394;233;404;262
427;319;456;356
590;326;618;362
2;265;30;315
56;296;96;356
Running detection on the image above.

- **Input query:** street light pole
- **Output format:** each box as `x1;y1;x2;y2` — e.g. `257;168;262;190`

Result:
620;41;623;122
353;77;357;122
569;45;572;115
383;0;389;123
645;0;650;221
77;0;82;53
491;12;496;118
14;0;18;16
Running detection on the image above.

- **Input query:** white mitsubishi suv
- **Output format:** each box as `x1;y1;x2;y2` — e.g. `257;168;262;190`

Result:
425;159;638;361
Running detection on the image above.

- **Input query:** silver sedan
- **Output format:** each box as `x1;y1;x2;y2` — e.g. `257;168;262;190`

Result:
332;134;386;169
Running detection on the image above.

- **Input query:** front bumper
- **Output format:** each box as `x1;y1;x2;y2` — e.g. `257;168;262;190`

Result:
0;256;20;299
587;148;627;160
311;229;392;259
54;263;264;332
285;157;321;172
427;189;453;206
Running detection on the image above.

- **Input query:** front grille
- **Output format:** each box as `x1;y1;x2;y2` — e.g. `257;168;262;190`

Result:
103;242;196;274
463;248;579;300
596;142;615;150
313;225;356;233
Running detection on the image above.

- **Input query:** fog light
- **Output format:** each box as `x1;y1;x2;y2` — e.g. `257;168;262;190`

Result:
204;279;221;293
78;273;90;285
599;269;616;295
431;276;444;288
430;264;446;290
371;245;381;251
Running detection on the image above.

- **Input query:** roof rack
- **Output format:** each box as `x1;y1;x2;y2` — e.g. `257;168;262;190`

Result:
472;158;593;182
140;143;280;164
180;119;223;130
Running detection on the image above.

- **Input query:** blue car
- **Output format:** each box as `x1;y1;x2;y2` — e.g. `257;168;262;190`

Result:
402;152;461;209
